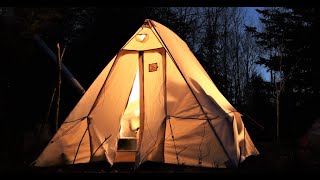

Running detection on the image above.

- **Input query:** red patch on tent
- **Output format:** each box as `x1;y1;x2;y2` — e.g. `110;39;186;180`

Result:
149;63;158;72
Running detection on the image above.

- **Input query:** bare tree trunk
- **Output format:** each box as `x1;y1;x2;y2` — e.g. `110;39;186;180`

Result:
222;9;229;97
38;88;56;139
230;7;245;106
53;43;65;132
33;34;86;96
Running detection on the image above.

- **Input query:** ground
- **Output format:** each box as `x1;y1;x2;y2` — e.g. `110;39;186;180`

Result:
20;140;320;176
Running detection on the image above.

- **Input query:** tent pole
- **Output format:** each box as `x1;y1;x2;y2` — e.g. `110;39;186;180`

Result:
139;51;145;141
87;117;93;161
135;51;145;167
162;48;167;162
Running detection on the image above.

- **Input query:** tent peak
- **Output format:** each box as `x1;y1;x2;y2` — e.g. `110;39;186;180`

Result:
143;19;156;28
142;20;151;28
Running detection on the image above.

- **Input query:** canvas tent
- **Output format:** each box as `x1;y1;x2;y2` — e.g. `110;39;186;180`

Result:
34;19;259;169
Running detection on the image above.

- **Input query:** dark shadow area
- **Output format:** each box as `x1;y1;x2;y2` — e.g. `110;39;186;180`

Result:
1;8;148;173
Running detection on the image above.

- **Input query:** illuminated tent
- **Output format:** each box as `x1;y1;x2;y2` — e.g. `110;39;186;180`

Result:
34;19;259;169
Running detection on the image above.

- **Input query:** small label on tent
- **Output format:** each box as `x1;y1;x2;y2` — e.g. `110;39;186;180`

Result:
149;63;158;72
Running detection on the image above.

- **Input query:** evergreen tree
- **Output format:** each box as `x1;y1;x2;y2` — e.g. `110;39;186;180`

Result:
247;7;320;140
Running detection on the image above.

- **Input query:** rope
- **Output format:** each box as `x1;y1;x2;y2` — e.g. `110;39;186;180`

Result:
50;118;84;143
241;112;264;130
168;116;179;164
198;121;206;165
63;116;87;124
138;122;179;164
89;134;112;163
137;116;164;165
73;124;89;164
170;115;220;120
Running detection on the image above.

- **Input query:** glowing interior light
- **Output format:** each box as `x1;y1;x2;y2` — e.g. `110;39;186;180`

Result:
120;70;140;138
134;109;140;117
135;33;148;42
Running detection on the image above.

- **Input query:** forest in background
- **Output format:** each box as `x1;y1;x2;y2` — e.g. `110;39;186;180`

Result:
1;7;319;172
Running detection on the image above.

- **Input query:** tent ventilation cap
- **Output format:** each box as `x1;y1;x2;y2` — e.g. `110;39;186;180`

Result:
135;33;148;43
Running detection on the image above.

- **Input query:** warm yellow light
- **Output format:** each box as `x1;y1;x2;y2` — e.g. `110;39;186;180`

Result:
120;70;140;138
128;70;139;102
135;33;148;42
134;109;140;117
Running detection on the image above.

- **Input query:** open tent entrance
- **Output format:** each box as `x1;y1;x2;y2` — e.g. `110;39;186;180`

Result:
118;69;140;152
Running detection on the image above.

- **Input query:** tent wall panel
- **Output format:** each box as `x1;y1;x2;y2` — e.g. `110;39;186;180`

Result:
136;49;166;166
164;117;229;168
88;51;139;165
